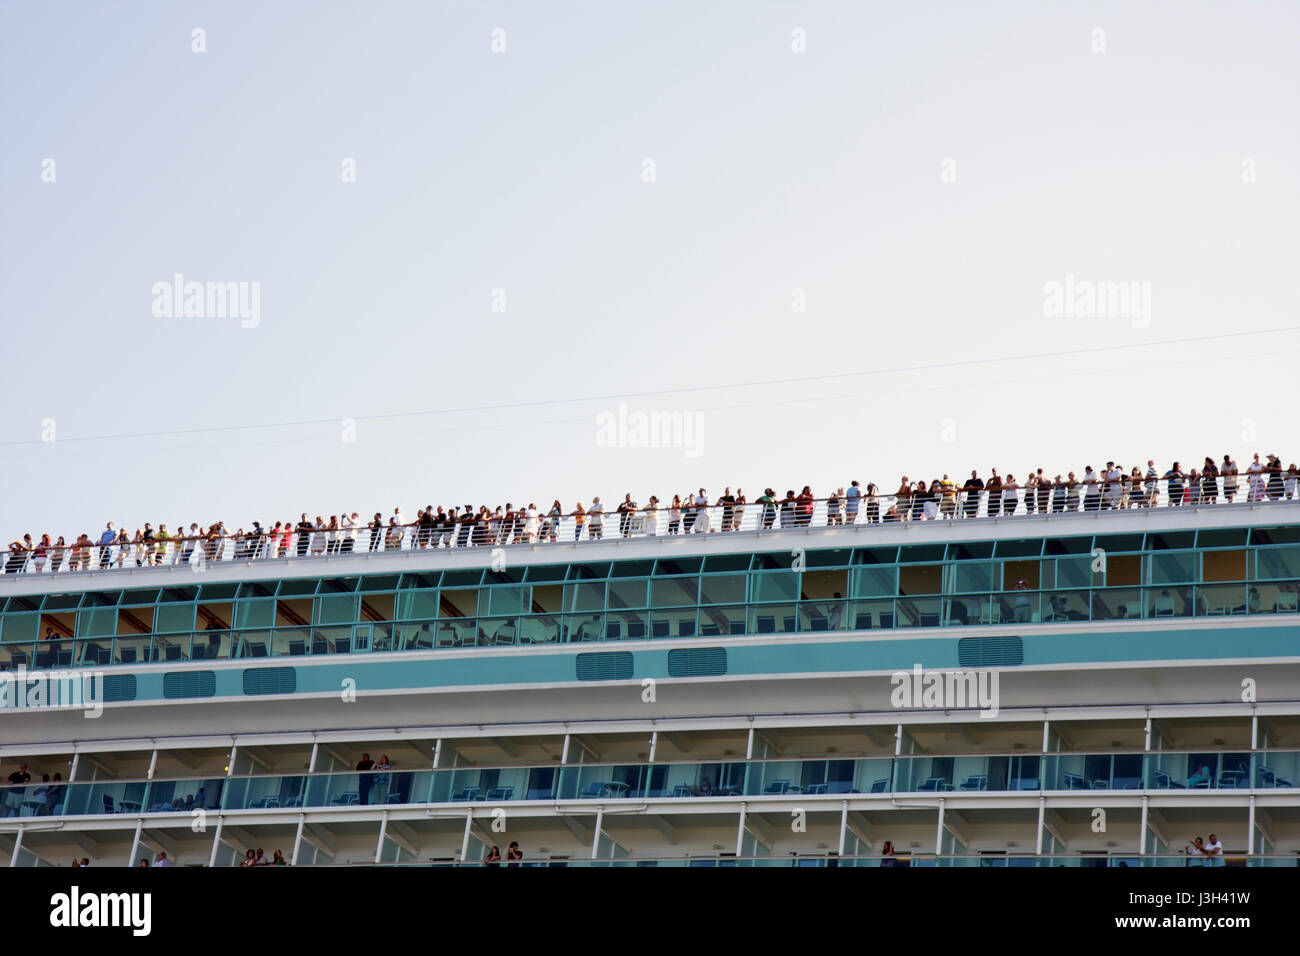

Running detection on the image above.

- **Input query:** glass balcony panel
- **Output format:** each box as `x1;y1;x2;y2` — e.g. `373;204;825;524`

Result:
848;599;894;630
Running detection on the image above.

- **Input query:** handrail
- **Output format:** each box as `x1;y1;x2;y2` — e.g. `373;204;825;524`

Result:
4;467;1299;578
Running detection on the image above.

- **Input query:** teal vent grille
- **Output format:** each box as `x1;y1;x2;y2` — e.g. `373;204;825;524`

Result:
242;667;297;696
162;670;216;699
667;647;728;677
100;673;137;703
575;651;633;681
957;636;1024;668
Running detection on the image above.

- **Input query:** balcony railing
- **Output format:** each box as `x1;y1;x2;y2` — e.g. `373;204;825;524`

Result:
5;477;1299;580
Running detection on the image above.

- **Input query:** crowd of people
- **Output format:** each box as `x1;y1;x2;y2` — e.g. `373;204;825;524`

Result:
5;453;1296;575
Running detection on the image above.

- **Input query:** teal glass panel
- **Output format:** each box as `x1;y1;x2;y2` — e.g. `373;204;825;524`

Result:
487;586;529;615
753;570;799;603
0;612;38;643
75;607;117;637
952;562;994;593
313;593;358;625
651;576;698;608
565;581;606;612
1255;546;1300;580
396;589;439;621
1149;550;1196;585
233;598;275;629
605;578;647;609
698;573;746;605
154;602;196;634
851;566;895;598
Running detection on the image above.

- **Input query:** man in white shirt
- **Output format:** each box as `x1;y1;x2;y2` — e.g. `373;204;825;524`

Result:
845;480;861;524
1205;834;1224;866
153;851;174;867
1103;462;1124;510
1082;466;1101;511
342;512;358;553
390;508;406;549
587;498;604;539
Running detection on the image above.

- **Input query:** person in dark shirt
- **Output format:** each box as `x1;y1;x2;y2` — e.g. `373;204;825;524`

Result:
484;845;502;866
506;842;523;867
7;763;31;785
295;514;314;556
962;471;984;518
356;753;375;805
1164;463;1185;506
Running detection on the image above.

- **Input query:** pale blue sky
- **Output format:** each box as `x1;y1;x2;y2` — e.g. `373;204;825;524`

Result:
2;1;1298;539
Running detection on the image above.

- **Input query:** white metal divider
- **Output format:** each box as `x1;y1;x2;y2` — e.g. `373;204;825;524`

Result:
9;827;22;867
128;818;144;867
291;813;305;865
374;810;389;863
208;818;224;868
591;808;604;859
735;804;747;857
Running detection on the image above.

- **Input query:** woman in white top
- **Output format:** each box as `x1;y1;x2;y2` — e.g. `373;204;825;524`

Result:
310;517;327;555
524;504;541;543
668;495;683;534
1246;454;1266;501
693;491;711;533
643;497;660;536
1002;476;1019;515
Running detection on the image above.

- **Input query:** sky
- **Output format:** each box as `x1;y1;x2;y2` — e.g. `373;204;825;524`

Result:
2;0;1298;539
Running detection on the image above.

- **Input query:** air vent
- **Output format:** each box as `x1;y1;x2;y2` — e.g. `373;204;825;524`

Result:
957;636;1024;668
100;673;137;703
162;670;216;699
667;647;728;677
242;667;296;696
575;651;633;681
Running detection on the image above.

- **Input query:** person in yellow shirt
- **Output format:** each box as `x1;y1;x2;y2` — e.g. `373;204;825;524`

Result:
938;475;958;517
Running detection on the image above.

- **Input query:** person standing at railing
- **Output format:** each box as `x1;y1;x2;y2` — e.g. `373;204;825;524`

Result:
667;495;684;535
693;490;711;533
845;480;862;524
1023;472;1037;515
1164;462;1185;506
719;488;737;530
154;524;173;565
546;501;562;543
682;491;697;533
894;478;912;522
732;489;747;531
939;475;958;518
642;497;660;536
1246;453;1265;501
1103;462;1124;510
1267;454;1285;499
97;523;116;569
961;472;983;519
1287;463;1299;499
796;486;814;527
1035;469;1051;514
865;483;881;523
588;498;606;540
985;471;1002;517
1144;461;1160;508
1221;454;1239;502
1001;475;1019;516
617;494;636;537
1201;457;1219;504
572;502;586;541
31;534;50;573
826;488;841;525
295;514;312;556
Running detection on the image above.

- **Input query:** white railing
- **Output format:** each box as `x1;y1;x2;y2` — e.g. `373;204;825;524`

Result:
4;469;1298;577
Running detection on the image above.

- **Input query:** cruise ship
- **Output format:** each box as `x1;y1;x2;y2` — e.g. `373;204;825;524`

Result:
2;491;1299;869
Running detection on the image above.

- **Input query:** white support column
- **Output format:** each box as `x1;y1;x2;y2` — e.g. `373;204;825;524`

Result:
208;819;224;868
746;726;755;759
561;734;570;765
1248;795;1256;857
1139;795;1149;856
648;731;658;763
895;724;904;756
308;741;319;773
432;739;442;769
1042;720;1050;754
227;745;238;778
146;749;158;781
9;827;22;867
1036;796;1046;855
1143;716;1152;752
935;799;945;856
838;801;848;857
68;753;81;782
129;818;143;866
291;814;305;865
735;804;747;857
460;809;473;862
375;811;389;864
591;808;604;860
